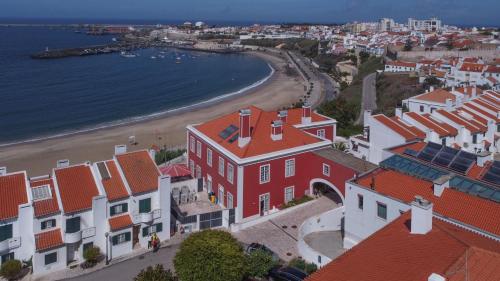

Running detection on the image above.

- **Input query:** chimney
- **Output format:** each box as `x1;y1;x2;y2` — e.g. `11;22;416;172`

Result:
429;86;435;92
363;109;372;126
0;167;6;176
433;175;450;197
278;110;288;123
451;86;455;93
477;151;492;167
115;144;127;155
395;107;403;119
238;109;251;148
428;273;446;281
271;120;283;141
56;159;70;168
301;104;312;125
472;86;477;97
411;195;433;235
445;98;453;109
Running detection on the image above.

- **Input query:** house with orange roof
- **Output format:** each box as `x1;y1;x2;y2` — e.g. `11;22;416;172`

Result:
384;60;417;72
403;87;458;114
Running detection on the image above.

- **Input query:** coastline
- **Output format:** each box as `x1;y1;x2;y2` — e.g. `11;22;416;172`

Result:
0;50;308;176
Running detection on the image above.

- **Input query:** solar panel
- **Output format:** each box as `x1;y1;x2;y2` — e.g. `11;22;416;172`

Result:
32;185;52;201
380;155;448;181
218;124;238;140
449;151;475;174
97;162;111;180
228;133;239;144
403;149;419;157
417;142;442;162
450;176;500;203
482;161;500;185
432;146;459;167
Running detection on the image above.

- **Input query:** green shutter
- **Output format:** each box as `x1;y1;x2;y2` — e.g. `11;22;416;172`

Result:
66;217;81;233
139;198;151;213
123;203;128;213
125;232;131;242
110;206;116;216
112;235;118;245
156;223;163;233
0;224;13;241
41;221;47;230
142;227;149;237
44;253;57;265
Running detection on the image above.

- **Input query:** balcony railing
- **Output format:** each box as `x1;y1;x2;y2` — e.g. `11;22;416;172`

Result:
65;227;96;243
133;209;161;224
0;237;21;252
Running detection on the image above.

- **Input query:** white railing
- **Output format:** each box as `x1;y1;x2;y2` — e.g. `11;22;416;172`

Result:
134;209;161;224
0;237;21;252
152;209;162;220
82;227;96;239
65;231;82;244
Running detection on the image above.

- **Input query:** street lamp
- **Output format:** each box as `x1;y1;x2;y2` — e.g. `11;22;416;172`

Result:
105;232;109;265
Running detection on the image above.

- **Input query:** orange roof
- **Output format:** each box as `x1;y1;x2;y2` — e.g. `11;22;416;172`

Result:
35;229;64;251
31;178;60;218
481;94;500;107
473;98;499;112
436;109;486;134
414;88;455;103
455;86;483;97
307;213;500;281
0;172;28;221
285;108;329;125
459;62;485;72
373;115;424;141
108;214;133;232
116;150;160;195
485;65;500;74
387;60;416;68
460;105;494;124
405;112;457;137
390;116;426;139
101;160;129;202
54;165;100;214
356;169;500;236
390;141;427;155
194;106;328;158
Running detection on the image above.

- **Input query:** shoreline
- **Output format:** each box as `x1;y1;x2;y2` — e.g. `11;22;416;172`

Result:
0;50;308;176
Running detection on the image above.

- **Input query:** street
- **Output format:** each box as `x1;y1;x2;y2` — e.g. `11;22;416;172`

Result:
356;72;377;125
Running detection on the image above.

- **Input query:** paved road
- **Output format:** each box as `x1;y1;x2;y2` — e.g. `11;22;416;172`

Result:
63;243;180;281
356;72;377;125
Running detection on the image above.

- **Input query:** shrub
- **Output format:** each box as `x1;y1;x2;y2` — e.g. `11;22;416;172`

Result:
134;264;177;281
288;258;318;274
245;249;279;278
281;195;313;209
0;259;22;280
174;230;245;281
83;246;101;267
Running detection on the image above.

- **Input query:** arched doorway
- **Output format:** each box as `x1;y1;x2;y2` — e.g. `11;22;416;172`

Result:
309;178;344;205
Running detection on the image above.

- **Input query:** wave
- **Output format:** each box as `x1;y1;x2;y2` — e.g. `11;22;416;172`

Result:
0;63;275;147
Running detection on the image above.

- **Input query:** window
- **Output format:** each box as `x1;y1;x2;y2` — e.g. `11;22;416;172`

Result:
142;223;163;237
189;159;194;176
218;157;225;176
419;105;424;112
66;217;80;234
112;232;131;245
139;198;151;213
284;186;294;204
207;149;213;167
227;192;234;209
317;129;326;139
41;219;56;230
196;141;202;158
1;253;14;264
322;164;330;176
190;136;195;152
472;134;477;144
227;163;234;184
285;159;295;178
357;194;363;210
218;185;225;207
259;164;270;184
44;252;57;265
377;202;387;220
0;224;13;242
196;165;202;179
110;203;128;216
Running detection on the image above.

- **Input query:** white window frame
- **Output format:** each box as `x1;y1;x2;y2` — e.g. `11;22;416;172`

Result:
218;157;225;177
259;164;270;184
207;174;213;193
322;163;330;176
284;186;294;204
227;192;234;209
196;141;202;158
227;163;234;184
259;193;270;214
207;148;213;167
218;185;225;207
285;159;295;178
317;129;326;139
190;136;195;152
116;233;127;244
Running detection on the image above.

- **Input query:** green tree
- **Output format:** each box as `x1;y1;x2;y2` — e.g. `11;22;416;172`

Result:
403;39;413;51
134;264;177;281
288;258;318;275
359;51;370;64
333;142;348;152
0;260;22;281
174;230;246;281
83;246;101;266
245;249;279;278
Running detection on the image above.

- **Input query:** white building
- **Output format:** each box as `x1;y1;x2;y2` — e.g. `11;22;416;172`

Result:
408;17;442;32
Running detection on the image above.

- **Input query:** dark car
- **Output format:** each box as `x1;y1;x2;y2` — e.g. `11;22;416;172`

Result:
245;243;279;261
268;266;308;281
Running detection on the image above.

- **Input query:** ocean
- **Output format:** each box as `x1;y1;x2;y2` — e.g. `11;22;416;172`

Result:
0;26;272;144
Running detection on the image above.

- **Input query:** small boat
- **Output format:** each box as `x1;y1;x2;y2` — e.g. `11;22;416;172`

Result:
151;56;157;59
112;37;117;42
120;51;136;58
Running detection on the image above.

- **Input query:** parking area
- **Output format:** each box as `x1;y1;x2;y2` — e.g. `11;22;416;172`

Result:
233;196;341;262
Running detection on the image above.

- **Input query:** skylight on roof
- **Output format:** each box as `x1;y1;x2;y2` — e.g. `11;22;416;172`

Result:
32;185;52;201
218;124;238;140
96;162;111;180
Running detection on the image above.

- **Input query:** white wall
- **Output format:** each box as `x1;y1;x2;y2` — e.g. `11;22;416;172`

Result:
33;246;67;275
368;117;407;164
109;228;133;260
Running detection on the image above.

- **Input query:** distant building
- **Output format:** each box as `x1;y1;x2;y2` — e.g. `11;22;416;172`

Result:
379;18;395;32
408;17;442;32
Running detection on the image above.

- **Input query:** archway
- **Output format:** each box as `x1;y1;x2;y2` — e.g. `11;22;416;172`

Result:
309;178;344;205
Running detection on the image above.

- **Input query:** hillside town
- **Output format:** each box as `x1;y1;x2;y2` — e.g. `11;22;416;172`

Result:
1;15;499;281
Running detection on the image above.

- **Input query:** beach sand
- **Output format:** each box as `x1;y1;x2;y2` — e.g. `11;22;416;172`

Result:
0;50;308;176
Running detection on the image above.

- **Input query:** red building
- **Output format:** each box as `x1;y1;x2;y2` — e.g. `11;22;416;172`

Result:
187;105;375;222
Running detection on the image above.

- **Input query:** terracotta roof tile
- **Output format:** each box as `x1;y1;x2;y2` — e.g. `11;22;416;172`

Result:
101;160;129;202
108;214;133;232
160;164;191;178
436;109;486;133
390;141;427;154
471;99;499;114
387;60;416;68
116;151;160;195
0;172;28;221
459;62;485;72
373;115;424;141
285;108;330;125
414;89;456;103
31;178;60;218
35;229;64;252
462;102;499;122
481;94;500;107
54;165;100;214
405;112;457;137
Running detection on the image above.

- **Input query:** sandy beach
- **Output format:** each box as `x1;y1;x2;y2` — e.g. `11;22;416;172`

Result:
0;50;309;176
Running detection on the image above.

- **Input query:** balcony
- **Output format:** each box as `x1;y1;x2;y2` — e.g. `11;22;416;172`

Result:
65;227;96;243
134;209;161;224
0;237;21;252
82;227;96;239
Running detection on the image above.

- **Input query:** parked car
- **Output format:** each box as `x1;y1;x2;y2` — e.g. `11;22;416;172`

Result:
268;266;308;281
245;243;279;261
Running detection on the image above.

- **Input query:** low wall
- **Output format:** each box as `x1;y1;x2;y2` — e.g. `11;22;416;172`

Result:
297;206;345;266
397;49;499;62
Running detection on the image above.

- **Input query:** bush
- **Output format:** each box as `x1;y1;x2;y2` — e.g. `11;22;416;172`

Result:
245;249;279;278
83;246;101;267
0;259;22;280
155;149;186;165
174;230;246;281
134;264;178;281
281;195;313;209
288;258;317;275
